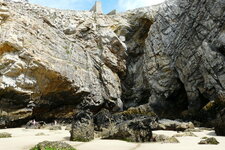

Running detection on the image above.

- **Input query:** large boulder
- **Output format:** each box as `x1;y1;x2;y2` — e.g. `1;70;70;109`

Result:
94;106;156;142
103;118;153;142
70;110;94;142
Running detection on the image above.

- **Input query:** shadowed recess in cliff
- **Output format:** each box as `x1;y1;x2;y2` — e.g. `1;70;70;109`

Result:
121;17;153;109
0;89;30;109
150;80;189;119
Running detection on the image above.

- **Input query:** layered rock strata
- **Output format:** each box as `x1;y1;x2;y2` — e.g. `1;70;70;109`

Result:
0;0;225;134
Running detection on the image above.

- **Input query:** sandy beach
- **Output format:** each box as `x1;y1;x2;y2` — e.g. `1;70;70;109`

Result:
0;127;224;150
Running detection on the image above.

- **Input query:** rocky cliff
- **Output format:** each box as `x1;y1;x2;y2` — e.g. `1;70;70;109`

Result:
0;0;225;131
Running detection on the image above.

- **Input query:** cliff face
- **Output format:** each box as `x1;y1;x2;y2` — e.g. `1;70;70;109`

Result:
0;0;225;127
122;0;225;121
123;0;225;119
0;0;128;126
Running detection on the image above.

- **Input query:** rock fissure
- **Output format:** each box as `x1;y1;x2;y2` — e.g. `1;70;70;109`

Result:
0;0;225;136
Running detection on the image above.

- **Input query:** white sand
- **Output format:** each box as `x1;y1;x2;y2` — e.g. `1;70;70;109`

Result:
0;127;224;150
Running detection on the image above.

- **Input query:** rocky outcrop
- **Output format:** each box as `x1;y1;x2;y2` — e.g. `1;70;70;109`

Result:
93;109;155;142
120;0;225;121
103;117;153;142
0;0;127;126
0;0;225;132
70;110;94;142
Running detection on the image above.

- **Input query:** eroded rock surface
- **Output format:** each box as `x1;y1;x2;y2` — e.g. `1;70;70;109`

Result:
70;110;94;142
120;0;225;122
0;0;225;131
0;0;127;126
215;108;225;136
103;118;153;142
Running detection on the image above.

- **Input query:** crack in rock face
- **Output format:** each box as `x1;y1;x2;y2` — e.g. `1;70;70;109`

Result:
0;0;225;131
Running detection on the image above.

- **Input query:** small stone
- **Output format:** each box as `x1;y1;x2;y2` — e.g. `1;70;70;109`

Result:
30;141;76;150
173;132;197;137
152;134;179;143
35;133;46;136
0;132;11;138
198;137;219;145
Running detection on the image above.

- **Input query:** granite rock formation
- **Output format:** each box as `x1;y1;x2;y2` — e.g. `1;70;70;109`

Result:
0;0;224;134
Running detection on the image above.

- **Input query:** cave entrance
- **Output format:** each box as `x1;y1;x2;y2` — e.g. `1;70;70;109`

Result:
151;80;189;120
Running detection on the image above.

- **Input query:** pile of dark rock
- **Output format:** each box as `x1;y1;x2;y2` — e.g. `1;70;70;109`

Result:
70;108;195;142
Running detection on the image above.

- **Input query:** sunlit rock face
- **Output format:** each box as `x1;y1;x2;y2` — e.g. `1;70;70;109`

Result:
0;0;127;126
0;0;225;127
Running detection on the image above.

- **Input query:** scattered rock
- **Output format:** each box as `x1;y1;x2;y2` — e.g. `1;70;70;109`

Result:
184;128;203;132
151;134;179;143
70;110;94;142
0;132;11;138
215;108;225;136
0;0;224;136
157;119;194;131
30;141;76;150
35;133;46;136
48;125;62;130
65;125;71;131
173;132;197;137
198;137;219;145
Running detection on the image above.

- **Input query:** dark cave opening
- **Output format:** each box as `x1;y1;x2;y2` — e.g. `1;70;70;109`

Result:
146;78;189;120
157;82;189;119
217;45;225;57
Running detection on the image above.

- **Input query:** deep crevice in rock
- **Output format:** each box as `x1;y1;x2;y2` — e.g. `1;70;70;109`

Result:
121;17;153;109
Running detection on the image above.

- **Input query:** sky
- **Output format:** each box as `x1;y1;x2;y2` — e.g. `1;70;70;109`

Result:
29;0;165;13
